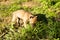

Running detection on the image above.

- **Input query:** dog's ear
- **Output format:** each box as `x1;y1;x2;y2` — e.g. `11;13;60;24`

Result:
30;16;34;18
35;16;37;18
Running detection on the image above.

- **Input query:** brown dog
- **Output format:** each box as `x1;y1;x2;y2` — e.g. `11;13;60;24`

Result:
12;10;37;28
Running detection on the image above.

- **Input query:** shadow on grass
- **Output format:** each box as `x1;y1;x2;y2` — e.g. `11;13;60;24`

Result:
35;14;48;24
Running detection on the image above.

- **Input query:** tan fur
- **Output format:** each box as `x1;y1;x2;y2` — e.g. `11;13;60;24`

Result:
12;10;37;28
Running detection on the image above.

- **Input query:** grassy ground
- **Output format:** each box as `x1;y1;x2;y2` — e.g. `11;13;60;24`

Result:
0;0;60;40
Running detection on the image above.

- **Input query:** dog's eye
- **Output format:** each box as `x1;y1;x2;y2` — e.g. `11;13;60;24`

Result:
30;16;34;18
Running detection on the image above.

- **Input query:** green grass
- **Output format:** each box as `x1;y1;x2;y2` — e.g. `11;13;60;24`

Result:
0;0;60;40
